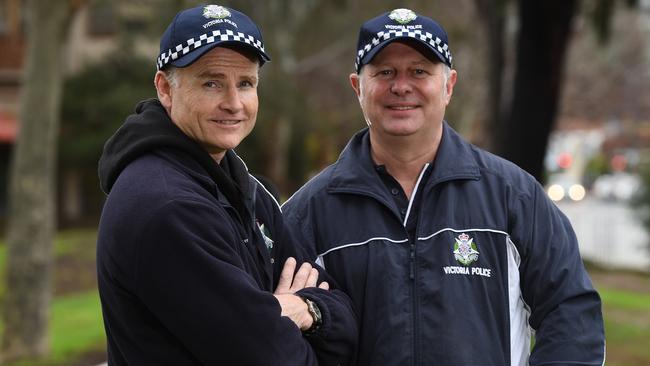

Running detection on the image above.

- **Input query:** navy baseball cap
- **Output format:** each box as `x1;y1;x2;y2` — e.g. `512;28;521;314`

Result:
354;8;452;73
156;4;270;70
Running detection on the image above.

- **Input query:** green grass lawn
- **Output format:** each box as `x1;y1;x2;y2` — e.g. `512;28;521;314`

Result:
0;230;649;365
0;290;106;366
50;291;105;361
598;287;650;366
0;230;106;366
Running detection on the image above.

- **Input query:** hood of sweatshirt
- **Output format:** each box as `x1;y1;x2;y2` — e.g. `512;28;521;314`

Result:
98;99;253;226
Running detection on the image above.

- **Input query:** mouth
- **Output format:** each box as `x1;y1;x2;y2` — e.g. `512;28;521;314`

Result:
211;119;243;125
386;104;418;111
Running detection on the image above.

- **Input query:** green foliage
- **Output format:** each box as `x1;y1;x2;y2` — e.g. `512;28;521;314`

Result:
633;165;650;250
590;0;616;44
53;229;98;259
0;239;5;304
60;54;156;167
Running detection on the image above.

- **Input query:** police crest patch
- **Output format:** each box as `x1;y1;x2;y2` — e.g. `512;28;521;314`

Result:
453;233;479;266
389;8;417;24
203;5;231;19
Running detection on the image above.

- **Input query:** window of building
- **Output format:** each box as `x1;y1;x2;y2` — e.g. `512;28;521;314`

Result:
0;0;8;35
88;2;117;36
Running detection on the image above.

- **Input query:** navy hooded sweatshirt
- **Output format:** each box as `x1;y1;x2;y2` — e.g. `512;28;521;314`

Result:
96;99;357;365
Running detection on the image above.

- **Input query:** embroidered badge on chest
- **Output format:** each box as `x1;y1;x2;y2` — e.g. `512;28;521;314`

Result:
257;222;274;252
453;233;479;265
443;232;492;278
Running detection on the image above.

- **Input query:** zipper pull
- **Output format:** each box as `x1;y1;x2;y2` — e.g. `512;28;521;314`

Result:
409;244;415;280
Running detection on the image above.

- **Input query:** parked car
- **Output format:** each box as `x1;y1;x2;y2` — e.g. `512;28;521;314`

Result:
546;173;586;202
592;173;642;202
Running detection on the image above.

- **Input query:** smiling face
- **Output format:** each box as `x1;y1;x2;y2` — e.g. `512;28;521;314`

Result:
350;41;456;146
155;46;259;162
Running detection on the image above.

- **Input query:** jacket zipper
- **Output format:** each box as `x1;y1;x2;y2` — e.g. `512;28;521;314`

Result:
407;164;429;366
408;233;418;366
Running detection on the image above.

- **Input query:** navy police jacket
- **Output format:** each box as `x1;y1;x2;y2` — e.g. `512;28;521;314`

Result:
282;124;605;366
97;99;357;365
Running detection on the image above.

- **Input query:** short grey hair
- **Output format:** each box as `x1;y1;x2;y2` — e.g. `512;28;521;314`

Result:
441;64;451;84
441;64;451;98
163;66;180;88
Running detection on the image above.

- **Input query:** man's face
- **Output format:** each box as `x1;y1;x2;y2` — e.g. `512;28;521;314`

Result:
157;46;259;161
350;41;456;142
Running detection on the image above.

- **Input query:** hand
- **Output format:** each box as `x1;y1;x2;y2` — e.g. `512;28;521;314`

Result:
273;257;328;330
273;293;313;331
274;257;329;295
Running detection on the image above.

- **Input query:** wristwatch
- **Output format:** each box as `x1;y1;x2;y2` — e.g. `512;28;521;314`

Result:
302;297;322;334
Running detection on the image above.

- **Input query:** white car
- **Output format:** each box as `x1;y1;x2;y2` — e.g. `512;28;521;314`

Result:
546;173;586;202
592;173;642;201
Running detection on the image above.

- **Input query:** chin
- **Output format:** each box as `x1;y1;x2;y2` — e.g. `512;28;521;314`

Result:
383;124;420;136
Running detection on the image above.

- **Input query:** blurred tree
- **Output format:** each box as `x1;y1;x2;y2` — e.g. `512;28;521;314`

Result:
478;0;578;182
1;0;82;362
498;0;578;182
474;0;507;150
478;0;641;182
59;54;155;222
234;0;445;194
232;0;322;193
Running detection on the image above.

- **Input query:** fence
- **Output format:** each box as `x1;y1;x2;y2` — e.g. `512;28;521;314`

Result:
557;197;650;272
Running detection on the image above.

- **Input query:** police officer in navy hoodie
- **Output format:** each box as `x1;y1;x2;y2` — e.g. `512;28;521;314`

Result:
96;4;357;365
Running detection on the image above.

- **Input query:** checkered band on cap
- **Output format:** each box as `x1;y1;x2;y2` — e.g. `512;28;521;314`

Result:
157;29;266;70
354;29;452;72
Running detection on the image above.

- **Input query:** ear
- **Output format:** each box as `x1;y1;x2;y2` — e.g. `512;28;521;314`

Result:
349;72;361;98
444;69;458;105
154;71;173;112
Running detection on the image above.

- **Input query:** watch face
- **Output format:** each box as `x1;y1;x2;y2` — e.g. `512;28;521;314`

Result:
304;298;322;332
310;301;322;321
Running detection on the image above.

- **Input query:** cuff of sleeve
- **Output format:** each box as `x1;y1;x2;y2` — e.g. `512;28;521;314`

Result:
295;287;331;338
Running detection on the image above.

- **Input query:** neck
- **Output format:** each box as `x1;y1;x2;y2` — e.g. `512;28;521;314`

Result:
369;128;443;199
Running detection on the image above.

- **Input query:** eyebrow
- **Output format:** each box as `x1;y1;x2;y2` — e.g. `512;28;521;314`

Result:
196;71;226;80
195;71;258;82
372;55;432;66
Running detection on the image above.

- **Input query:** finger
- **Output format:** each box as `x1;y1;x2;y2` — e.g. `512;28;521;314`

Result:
318;281;330;290
275;257;296;294
305;267;319;288
290;262;313;292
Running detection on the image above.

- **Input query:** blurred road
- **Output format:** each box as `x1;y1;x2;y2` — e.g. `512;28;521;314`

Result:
556;197;650;272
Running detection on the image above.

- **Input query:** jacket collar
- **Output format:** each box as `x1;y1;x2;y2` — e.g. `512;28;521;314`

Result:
155;148;254;210
328;122;480;196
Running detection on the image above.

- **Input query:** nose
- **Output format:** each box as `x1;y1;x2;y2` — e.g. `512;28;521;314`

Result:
390;74;412;96
219;86;244;114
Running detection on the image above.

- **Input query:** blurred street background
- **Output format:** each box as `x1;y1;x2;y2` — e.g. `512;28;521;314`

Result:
1;0;650;365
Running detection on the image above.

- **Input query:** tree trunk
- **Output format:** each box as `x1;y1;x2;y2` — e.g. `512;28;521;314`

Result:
475;0;507;150
1;0;73;362
493;0;579;182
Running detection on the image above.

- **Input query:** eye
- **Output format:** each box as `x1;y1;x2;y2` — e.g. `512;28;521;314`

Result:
204;81;220;88
373;69;393;78
239;80;255;88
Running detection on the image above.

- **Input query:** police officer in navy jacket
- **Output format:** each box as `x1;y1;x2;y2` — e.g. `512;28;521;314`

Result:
283;8;605;366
